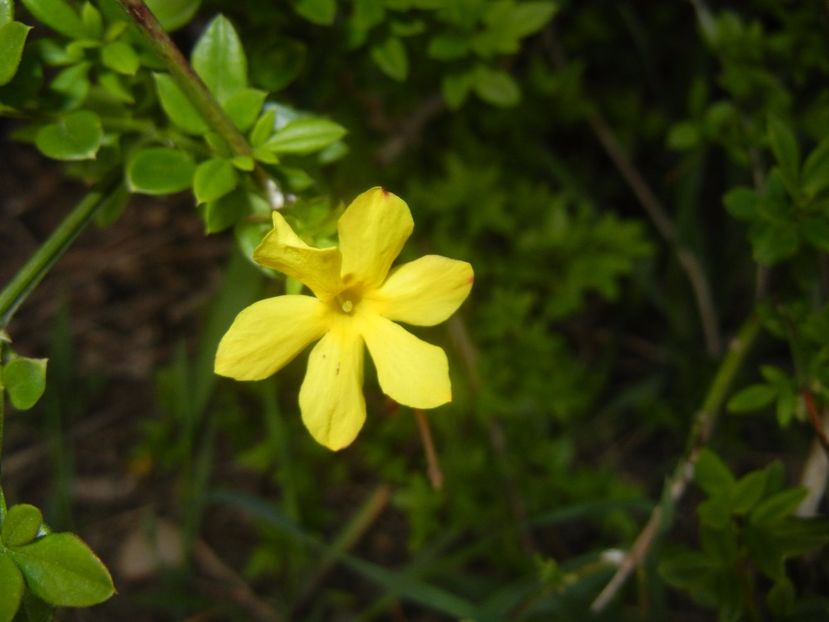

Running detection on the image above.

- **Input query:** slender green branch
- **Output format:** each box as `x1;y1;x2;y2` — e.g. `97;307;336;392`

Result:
115;0;282;205
590;312;762;612
0;179;121;327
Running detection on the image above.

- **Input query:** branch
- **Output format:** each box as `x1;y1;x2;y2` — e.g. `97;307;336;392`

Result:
115;0;283;207
0;177;121;328
590;313;761;612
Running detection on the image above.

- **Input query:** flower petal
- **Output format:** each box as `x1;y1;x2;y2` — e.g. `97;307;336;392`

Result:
361;314;451;409
365;255;473;326
299;319;366;450
338;187;413;289
254;212;343;301
215;295;327;381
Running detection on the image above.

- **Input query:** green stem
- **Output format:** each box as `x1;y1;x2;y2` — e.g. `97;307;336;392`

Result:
0;179;120;328
591;312;762;612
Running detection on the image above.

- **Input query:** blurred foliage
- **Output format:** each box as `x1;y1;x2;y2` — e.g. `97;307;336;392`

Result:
2;0;829;620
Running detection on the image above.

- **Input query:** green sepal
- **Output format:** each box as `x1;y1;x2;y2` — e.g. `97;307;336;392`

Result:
2;504;43;547
2;357;47;410
9;533;115;607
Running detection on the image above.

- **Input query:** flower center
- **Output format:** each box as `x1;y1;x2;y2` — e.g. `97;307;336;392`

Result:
335;290;360;315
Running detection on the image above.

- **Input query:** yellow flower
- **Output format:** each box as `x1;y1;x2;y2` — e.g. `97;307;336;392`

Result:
215;187;473;450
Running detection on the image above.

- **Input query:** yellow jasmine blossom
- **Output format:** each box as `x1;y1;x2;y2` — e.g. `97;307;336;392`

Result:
215;187;473;450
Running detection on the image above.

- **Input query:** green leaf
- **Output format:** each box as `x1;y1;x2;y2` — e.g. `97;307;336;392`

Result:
732;469;768;514
474;66;520;108
768;116;800;195
750;487;808;525
231;155;254;171
751;221;799;266
491;1;558;39
370;36;408;81
767;578;795;616
100;40;139;75
667;121;700;151
694;449;734;496
0;554;24;622
80;2;101;38
20;0;85;38
427;34;469;60
727;384;776;413
145;0;201;31
799;216;829;252
801;138;829;197
193;158;238;204
203;187;248;233
2;357;47;410
99;71;133;104
223;88;267;132
658;551;719;605
265;118;346;155
35;110;102;161
9;533;114;607
442;72;473;110
2;504;42;547
250;109;275;147
250;38;305;92
17;592;52;622
127;147;195;195
0;0;12;25
295;0;336;25
0;21;30;86
192;14;247;103
153;72;207;134
351;0;385;33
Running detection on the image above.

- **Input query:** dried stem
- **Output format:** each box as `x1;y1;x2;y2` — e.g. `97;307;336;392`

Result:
414;409;444;490
591;313;761;612
585;110;721;356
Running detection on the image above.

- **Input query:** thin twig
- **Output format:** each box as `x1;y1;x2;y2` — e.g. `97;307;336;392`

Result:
414;409;443;490
585;111;721;356
591;313;761;612
801;389;829;455
543;29;721;356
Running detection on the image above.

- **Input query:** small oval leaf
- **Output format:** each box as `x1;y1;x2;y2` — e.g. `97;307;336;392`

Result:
192;14;247;103
2;357;47;411
127;148;195;195
0;21;31;86
10;532;115;607
193;158;238;204
153;72;207;134
20;0;85;38
100;40;139;75
265;118;346;155
0;554;24;622
2;504;43;547
35;111;102;161
145;0;201;31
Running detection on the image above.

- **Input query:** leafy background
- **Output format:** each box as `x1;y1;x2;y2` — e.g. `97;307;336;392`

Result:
1;0;828;620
